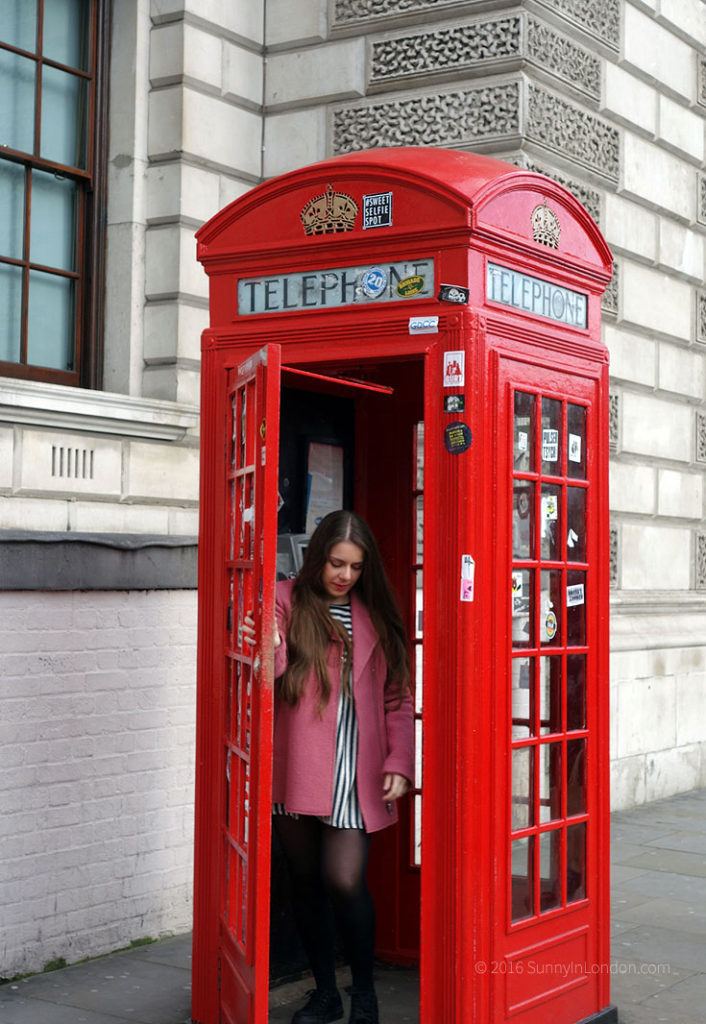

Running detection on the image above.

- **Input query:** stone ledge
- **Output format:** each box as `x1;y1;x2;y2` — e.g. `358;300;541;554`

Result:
0;531;198;591
0;378;199;441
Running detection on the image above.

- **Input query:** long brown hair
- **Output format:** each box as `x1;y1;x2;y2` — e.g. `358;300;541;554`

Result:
279;510;410;709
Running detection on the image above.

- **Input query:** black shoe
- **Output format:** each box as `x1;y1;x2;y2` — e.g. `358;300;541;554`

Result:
348;988;379;1024
292;988;344;1024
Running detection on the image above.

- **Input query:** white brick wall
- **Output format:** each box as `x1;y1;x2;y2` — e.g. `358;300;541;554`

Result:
0;590;197;978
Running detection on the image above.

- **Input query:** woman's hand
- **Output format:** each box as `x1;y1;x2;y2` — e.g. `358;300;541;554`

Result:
242;610;280;649
382;773;410;802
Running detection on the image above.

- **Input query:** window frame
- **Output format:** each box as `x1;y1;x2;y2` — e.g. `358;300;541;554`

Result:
0;0;110;388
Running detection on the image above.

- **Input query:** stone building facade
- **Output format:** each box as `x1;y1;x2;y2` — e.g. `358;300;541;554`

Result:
1;0;704;978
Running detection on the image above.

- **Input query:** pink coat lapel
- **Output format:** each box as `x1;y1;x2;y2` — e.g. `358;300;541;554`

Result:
350;591;378;686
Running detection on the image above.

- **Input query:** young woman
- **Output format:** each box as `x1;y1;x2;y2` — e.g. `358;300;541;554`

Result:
244;510;414;1024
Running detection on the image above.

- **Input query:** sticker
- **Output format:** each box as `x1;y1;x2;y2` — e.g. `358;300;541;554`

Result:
517;431;528;453
545;611;558;639
300;183;358;236
541;494;558;522
409;316;439;334
569;433;582;463
444;422;472;454
460;554;475;602
396;275;426;298
361;267;388;299
567;528;579;549
567;583;585;607
362;191;393;230
512;571;524;598
542;428;559;462
438;283;469;304
443;350;465;387
517;490;530;518
444;394;465;414
277;492;285;512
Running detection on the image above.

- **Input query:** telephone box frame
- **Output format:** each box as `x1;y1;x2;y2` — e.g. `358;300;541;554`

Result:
193;147;615;1024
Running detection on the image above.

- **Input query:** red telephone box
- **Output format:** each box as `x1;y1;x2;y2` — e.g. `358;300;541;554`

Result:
192;147;615;1024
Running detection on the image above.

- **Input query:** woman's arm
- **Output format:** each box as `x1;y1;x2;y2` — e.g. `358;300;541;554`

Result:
242;589;289;678
382;678;415;787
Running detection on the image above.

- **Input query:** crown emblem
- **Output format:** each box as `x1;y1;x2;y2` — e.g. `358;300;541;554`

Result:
300;184;359;235
531;201;561;249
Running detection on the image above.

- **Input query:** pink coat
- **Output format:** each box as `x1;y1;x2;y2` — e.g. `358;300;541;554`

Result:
272;579;415;834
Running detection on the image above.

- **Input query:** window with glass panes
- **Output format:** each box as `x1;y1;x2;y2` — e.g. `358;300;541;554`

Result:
0;0;107;385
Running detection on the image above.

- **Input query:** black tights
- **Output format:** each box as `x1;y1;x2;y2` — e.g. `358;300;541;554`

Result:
274;814;375;993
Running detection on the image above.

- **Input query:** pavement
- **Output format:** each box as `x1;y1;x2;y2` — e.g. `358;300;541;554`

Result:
1;787;705;1024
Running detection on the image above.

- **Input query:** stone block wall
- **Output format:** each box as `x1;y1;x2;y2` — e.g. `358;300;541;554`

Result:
0;590;197;979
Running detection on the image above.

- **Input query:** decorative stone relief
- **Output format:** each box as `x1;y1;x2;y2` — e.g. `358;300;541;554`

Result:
602;262;619;317
697;291;706;346
698;58;706;110
527;85;619;182
527;17;601;99
698;174;706;227
332;82;521;154
535;0;620;50
334;0;476;25
697;413;706;464
368;17;600;101
370;18;522;82
609;392;619;450
697;533;706;590
609;524;619;588
520;158;601;223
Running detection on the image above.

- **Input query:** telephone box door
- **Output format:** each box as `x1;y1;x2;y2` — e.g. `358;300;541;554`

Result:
219;344;281;1023
492;353;609;1023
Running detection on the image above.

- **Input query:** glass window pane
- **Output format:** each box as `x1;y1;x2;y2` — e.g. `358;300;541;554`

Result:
567;486;587;563
414;718;422;789
567;822;586;902
30;169;77;270
512;746;534;830
540;569;561;647
511;836;534;922
514;391;535;472
40;65;87;168
567;404;586;480
0;263;23;361
567;738;586;816
539;742;561;823
512;568;533;649
513;482;533;559
567;570;586;647
540;829;561;912
26;268;74;369
0;161;25;259
539;656;562;735
512;657;532;739
0;50;36;154
414;493;423;563
0;2;38;51
43;0;89;70
415;421;424;489
414;643;423;714
541;397;562;474
540;484;561;561
566;654;586;731
414;569;423;640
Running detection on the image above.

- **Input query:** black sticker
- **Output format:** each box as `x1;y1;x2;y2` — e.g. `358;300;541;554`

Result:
444;421;472;454
444;394;465;414
362;191;393;229
438;283;469;304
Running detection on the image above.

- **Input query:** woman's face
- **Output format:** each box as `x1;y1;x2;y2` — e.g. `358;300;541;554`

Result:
321;540;364;603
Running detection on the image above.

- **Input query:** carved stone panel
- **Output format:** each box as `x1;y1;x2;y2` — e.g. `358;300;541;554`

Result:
370;17;522;83
609;524;619;588
697;533;706;590
332;82;521;153
697;292;706;346
698;57;706;110
697;413;706;464
334;0;485;26
602;262;619;317
698;174;706;227
534;0;620;50
609;392;619;450
527;85;619;182
368;16;600;101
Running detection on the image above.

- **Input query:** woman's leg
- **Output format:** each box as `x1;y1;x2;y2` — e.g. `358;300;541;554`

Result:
320;826;375;992
274;814;338;993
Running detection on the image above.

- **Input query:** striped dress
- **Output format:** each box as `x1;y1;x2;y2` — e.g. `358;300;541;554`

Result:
273;602;365;829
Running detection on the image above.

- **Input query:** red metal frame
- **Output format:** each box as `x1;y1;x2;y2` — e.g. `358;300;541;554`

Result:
193;148;613;1024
